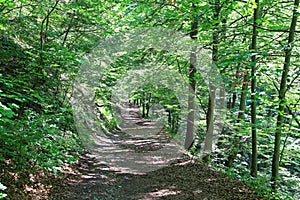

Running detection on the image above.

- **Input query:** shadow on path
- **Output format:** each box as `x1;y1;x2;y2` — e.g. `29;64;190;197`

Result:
50;107;263;200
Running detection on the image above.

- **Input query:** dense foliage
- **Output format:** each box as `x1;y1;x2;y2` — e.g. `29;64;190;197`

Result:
0;0;299;199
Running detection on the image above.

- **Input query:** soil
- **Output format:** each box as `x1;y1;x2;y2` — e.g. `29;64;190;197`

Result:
46;107;264;200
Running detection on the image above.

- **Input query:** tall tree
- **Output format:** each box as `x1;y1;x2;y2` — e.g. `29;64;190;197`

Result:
271;0;299;190
250;0;260;178
184;3;198;150
202;0;222;161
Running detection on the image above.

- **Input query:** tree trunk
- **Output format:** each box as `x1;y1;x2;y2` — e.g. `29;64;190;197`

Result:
271;0;299;191
237;76;249;120
185;46;197;149
250;0;259;178
202;0;221;162
184;4;198;150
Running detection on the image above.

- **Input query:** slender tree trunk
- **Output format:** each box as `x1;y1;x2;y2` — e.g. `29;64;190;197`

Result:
184;4;198;150
232;92;237;108
202;0;221;162
203;87;216;161
203;0;227;162
250;0;259;178
142;93;146;117
237;75;249;120
271;0;299;191
146;103;150;117
185;46;197;149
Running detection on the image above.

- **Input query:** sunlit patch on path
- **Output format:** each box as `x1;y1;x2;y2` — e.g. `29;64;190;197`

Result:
49;106;263;200
89;106;187;174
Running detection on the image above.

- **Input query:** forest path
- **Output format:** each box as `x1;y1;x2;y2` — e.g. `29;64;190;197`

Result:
49;107;262;200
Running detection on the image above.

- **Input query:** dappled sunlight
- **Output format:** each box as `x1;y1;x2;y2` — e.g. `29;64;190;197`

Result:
143;188;181;199
82;106;186;174
47;107;264;199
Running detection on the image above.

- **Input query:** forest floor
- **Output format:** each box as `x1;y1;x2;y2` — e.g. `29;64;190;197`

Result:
43;107;263;199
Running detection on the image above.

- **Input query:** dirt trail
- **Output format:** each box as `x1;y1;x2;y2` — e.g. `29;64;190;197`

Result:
49;107;263;200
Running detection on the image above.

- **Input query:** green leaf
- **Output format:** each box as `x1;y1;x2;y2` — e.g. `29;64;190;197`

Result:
5;1;15;7
0;102;15;118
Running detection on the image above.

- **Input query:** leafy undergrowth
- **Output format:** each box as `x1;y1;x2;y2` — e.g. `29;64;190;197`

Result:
0;109;83;200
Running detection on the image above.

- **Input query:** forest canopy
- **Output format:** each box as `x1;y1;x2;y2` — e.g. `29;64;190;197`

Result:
0;0;299;199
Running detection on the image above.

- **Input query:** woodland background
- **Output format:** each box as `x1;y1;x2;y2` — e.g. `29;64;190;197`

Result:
0;0;299;199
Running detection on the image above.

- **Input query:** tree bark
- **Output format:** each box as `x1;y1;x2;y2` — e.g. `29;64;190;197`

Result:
237;75;249;120
202;0;221;162
184;4;198;150
250;0;259;178
185;46;197;149
271;0;299;191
